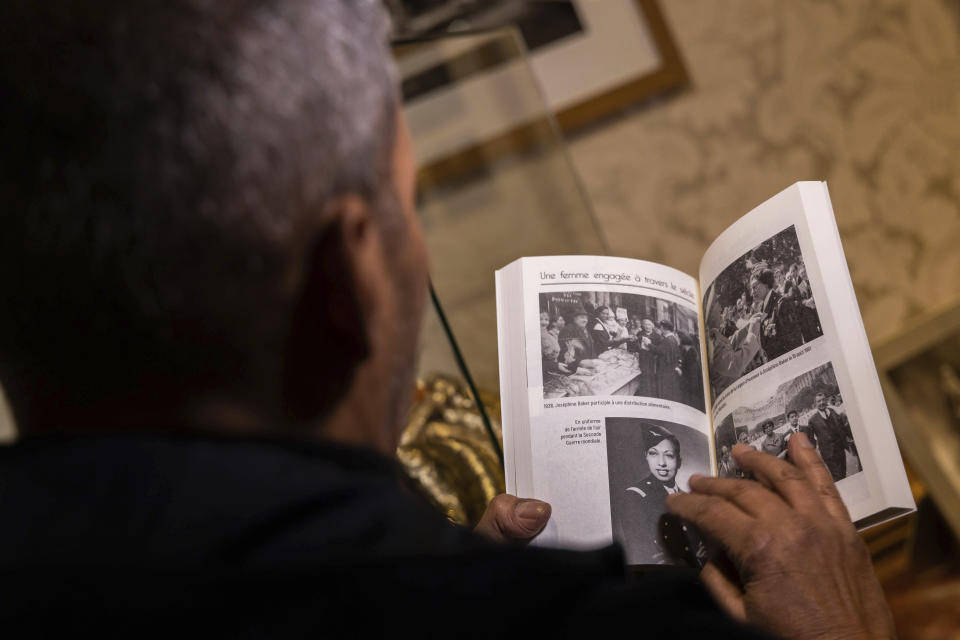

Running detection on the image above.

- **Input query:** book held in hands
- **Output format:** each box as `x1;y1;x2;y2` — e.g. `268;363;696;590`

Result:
496;182;915;567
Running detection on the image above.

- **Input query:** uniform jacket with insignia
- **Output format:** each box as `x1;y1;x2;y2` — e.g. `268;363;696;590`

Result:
611;476;704;567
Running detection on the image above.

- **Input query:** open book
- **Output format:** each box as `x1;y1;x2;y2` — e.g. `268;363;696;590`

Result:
496;182;915;567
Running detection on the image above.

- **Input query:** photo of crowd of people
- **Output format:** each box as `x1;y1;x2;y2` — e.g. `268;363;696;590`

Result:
703;225;824;401
539;291;705;412
606;418;708;566
714;362;861;483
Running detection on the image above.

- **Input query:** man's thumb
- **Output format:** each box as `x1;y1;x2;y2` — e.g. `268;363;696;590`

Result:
474;494;551;544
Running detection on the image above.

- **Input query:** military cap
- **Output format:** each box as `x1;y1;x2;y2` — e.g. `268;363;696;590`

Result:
641;422;681;453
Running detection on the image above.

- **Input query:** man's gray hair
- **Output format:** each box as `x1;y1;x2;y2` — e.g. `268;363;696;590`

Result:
0;0;400;406
207;0;399;237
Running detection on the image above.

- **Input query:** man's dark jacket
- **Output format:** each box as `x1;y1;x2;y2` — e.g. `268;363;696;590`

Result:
807;408;853;481
0;433;770;637
760;289;804;359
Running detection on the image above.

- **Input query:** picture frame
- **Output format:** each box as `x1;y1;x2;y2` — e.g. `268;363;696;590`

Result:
394;0;688;191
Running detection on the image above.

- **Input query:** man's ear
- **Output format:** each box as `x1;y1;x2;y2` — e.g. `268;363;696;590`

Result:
281;196;380;421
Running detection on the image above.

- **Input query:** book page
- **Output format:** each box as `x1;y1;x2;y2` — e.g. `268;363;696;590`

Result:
505;255;712;565
698;182;912;523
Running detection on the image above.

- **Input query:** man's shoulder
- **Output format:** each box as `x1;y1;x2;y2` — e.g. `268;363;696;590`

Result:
0;433;481;569
2;546;770;638
0;435;771;638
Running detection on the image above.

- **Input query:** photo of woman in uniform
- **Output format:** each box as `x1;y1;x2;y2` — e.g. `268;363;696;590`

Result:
606;419;708;566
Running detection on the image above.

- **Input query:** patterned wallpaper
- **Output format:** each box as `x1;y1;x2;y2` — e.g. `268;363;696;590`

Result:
568;0;960;342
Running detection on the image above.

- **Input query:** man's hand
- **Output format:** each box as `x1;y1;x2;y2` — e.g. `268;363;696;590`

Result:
666;434;895;640
474;494;551;544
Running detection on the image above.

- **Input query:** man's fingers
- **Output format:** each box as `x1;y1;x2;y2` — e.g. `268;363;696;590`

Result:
787;433;851;522
700;560;746;621
474;494;551;544
665;492;757;563
731;444;826;515
686;474;787;518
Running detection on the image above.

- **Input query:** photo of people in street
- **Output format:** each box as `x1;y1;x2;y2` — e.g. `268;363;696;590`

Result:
539;291;705;412
714;362;861;482
703;225;824;401
606;418;708;566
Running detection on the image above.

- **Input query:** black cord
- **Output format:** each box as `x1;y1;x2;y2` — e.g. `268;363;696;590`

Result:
428;280;504;465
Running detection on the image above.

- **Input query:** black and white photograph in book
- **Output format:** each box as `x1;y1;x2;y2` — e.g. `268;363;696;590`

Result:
606;418;708;566
539;291;705;411
714;362;861;483
703;225;824;401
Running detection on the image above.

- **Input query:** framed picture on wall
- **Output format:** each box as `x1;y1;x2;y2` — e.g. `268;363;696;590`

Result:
394;0;688;189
